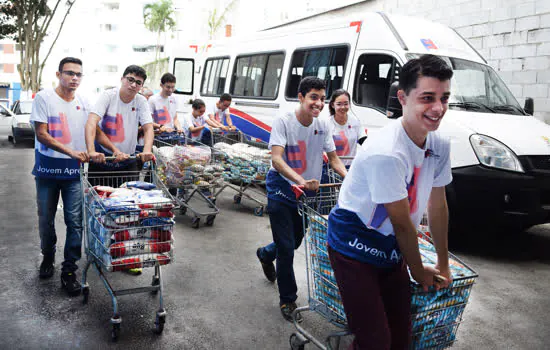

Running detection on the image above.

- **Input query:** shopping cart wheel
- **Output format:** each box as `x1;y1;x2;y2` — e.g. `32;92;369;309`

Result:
254;206;264;216
180;206;187;215
233;195;242;204
205;214;216;226
111;322;121;342
82;286;89;304
289;333;306;350
154;313;166;334
192;217;200;229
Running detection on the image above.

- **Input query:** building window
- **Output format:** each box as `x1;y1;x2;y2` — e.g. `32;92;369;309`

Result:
230;52;284;99
286;46;348;99
3;63;14;73
133;45;163;53
0;43;14;54
104;2;119;10
100;24;117;32
201;57;229;96
105;45;118;53
353;54;400;111
100;64;118;73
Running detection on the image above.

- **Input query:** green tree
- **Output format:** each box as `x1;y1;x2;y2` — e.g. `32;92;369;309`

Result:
0;0;76;93
143;0;176;76
207;0;238;40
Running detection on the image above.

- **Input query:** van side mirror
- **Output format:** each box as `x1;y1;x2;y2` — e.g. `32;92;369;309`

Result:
386;81;402;119
524;97;534;116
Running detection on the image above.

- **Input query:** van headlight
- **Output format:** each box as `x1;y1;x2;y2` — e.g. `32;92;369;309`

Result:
470;134;524;172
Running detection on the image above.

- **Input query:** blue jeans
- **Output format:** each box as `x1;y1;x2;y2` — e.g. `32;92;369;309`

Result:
188;128;212;146
258;199;304;305
35;177;83;273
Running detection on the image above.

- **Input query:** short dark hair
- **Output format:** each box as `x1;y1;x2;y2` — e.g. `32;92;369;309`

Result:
399;55;453;95
122;65;147;81
58;57;82;72
298;76;326;97
161;73;176;85
328;89;351;116
219;93;232;102
192;99;206;110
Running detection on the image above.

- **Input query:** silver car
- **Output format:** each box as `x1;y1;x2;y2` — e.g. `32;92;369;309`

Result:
9;100;34;144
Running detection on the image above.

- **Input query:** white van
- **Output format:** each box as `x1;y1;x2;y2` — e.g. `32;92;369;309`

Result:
170;12;550;233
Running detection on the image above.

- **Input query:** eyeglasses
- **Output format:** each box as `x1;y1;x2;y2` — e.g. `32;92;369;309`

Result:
61;70;83;78
125;76;144;86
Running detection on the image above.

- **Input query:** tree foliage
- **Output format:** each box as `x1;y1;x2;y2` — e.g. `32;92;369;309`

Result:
0;0;76;93
207;0;238;40
143;0;176;76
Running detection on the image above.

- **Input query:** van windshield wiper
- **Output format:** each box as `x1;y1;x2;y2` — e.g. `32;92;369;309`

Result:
448;101;496;113
492;104;526;115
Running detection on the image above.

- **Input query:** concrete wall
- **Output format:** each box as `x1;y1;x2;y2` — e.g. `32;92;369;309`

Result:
277;0;550;122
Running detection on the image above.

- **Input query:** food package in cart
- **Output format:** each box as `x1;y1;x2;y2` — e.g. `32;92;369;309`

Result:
109;253;171;272
109;239;172;258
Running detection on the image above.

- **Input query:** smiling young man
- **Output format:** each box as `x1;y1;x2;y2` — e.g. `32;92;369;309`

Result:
149;73;183;134
207;93;236;131
30;57;90;296
256;76;347;322
85;65;154;182
327;54;454;349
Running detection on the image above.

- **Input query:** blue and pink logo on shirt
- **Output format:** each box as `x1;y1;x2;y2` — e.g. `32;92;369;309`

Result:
48;113;72;144
102;113;125;143
333;131;350;157
153;107;171;125
286;141;307;175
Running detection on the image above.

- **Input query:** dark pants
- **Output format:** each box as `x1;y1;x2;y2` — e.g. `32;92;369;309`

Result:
257;199;304;304
328;246;411;350
36;178;83;273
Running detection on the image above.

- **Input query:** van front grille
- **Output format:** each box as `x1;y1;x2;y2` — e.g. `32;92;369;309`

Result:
523;156;550;171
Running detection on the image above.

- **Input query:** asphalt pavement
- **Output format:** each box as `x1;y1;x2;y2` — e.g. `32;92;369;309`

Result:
0;134;549;349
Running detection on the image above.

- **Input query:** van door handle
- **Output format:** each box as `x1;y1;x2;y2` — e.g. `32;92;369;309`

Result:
234;101;280;109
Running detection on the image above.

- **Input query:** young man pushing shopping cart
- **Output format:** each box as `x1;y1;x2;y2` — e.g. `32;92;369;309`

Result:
256;76;347;322
327;54;454;349
31;57;91;296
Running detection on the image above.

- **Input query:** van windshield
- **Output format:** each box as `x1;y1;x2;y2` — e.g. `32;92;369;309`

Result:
408;54;524;115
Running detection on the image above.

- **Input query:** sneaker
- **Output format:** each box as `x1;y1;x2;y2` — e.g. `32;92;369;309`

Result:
39;256;54;279
256;248;276;282
126;268;143;275
280;302;303;323
61;272;81;296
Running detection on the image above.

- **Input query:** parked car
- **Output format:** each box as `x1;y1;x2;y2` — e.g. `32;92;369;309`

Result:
0;103;15;135
9;100;34;144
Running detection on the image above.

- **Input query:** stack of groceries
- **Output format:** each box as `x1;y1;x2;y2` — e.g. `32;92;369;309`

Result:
306;214;477;347
155;144;225;189
86;181;175;271
213;142;271;183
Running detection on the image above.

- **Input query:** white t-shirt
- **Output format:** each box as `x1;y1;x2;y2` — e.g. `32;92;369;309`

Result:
91;88;152;154
208;103;229;125
327;113;367;166
149;93;177;129
30;88;91;179
337;120;452;236
269;111;336;183
185;113;210;138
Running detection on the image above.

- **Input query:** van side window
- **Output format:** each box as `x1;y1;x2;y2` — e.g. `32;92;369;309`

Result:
286;46;348;99
201;57;230;96
173;58;194;94
353;54;400;111
230;52;284;99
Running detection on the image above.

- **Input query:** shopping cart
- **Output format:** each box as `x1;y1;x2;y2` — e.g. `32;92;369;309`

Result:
211;131;270;216
290;184;478;350
153;138;221;229
81;157;178;341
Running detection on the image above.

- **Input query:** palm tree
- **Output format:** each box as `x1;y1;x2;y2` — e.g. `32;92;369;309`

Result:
143;0;176;75
207;0;238;40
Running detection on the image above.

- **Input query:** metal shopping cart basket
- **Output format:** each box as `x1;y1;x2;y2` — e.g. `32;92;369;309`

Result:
80;157;179;341
291;184;478;350
153;137;221;229
211;131;271;216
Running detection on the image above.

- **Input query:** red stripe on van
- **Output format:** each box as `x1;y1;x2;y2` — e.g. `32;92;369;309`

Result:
350;21;362;33
229;108;272;132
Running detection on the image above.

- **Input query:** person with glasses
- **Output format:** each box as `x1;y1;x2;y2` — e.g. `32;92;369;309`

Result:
30;57;91;296
327;89;367;167
85;65;154;185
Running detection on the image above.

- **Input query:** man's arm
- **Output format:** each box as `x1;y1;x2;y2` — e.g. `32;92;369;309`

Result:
85;114;105;163
225;111;236;130
427;186;451;287
327;151;347;178
385;198;440;291
205;117;220;128
35;122;88;162
271;145;319;191
174;114;183;132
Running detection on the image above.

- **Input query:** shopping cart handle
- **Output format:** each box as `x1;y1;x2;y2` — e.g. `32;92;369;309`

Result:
291;185;305;199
